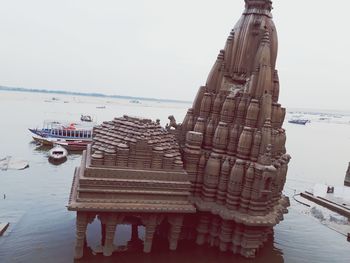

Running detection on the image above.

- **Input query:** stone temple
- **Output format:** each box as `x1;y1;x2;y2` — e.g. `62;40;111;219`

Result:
68;0;291;259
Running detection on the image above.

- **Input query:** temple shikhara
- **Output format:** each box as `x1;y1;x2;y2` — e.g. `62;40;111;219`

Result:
68;0;291;259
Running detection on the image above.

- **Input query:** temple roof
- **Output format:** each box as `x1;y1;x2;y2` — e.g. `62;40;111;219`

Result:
90;115;183;170
67;115;195;214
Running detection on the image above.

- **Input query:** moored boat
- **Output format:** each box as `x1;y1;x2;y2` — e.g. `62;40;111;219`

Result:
29;120;93;144
54;140;91;151
48;145;68;163
80;115;93;122
288;119;309;125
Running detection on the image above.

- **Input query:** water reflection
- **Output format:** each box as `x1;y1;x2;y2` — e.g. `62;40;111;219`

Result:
78;230;284;263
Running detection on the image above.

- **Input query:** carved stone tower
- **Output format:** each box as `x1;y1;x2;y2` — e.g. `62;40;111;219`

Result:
178;0;291;257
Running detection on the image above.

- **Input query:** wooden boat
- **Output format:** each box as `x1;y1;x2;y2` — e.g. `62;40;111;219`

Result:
0;156;29;171
48;145;68;163
54;140;91;151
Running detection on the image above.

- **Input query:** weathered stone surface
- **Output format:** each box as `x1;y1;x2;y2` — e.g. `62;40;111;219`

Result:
176;0;291;258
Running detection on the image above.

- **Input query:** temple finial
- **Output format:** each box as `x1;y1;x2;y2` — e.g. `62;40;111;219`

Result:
245;0;273;11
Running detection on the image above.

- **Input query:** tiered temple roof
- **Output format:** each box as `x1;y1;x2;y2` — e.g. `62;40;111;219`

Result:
68;115;195;213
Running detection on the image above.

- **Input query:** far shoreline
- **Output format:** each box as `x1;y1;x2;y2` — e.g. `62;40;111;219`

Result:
0;85;191;104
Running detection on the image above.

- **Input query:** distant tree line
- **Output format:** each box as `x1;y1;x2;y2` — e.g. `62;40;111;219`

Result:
0;85;190;104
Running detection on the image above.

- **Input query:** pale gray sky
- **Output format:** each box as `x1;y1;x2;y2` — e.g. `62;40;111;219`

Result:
0;0;350;110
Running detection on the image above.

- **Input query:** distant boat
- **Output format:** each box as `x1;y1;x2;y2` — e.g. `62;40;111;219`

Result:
129;100;141;104
48;145;68;163
96;106;106;109
80;115;93;122
288;119;309;125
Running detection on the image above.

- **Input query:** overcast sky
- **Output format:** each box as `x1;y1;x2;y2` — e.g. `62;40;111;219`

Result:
0;0;350;110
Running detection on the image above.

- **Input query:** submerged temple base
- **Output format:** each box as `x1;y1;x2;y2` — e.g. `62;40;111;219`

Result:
68;0;291;259
73;212;185;258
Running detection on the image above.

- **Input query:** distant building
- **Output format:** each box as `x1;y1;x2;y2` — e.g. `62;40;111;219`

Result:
68;0;291;259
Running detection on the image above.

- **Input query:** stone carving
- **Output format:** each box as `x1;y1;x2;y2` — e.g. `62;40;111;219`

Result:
68;0;290;259
166;115;180;130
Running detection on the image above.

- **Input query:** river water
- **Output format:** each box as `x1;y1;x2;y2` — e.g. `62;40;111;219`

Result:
0;91;349;263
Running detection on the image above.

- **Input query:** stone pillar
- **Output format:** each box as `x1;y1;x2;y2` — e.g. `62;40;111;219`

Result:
168;215;184;250
98;214;123;257
218;220;233;252
208;217;220;247
142;215;162;253
103;217;117;256
196;215;210;245
74;212;88;259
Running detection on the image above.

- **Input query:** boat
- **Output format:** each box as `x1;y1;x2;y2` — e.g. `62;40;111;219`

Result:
48;145;68;163
0;156;29;171
29;120;93;145
80;115;93;122
96;106;106;109
54;140;91;151
288;119;309;125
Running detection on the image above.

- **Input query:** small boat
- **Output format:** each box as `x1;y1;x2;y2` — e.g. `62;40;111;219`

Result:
48;145;68;163
96;106;106;109
54;140;91;151
288;119;309;125
80;115;93;122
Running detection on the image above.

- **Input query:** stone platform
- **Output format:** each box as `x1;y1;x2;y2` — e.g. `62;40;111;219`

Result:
301;184;350;219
